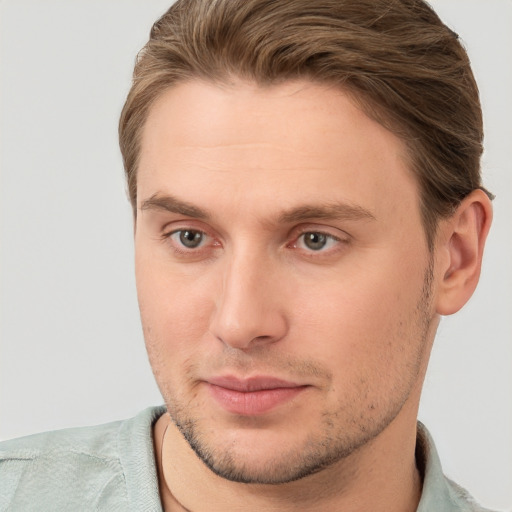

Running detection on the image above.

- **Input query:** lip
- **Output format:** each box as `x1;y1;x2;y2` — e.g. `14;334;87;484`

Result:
206;375;309;415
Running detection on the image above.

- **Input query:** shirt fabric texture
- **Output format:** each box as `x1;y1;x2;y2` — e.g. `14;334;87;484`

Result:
0;406;494;511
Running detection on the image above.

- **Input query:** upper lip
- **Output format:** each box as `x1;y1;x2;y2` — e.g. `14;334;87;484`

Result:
207;375;305;392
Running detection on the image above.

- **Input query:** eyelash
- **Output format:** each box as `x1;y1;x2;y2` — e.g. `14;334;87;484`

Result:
164;229;217;257
295;231;341;250
162;227;348;259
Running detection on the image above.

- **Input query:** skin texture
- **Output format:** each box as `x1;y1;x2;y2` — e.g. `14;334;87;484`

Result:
134;79;492;511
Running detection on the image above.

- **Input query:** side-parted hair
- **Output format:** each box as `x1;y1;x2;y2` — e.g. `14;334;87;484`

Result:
119;0;492;249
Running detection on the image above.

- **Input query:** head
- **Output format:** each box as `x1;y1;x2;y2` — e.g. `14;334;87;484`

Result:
120;0;491;250
120;0;492;485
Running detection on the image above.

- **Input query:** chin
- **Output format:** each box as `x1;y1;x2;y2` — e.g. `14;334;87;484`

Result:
185;432;339;485
169;406;389;485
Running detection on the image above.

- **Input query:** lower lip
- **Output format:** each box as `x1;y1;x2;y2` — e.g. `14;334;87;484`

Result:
207;384;307;415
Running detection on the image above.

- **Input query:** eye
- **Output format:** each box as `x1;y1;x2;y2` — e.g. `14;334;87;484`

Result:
302;232;328;251
295;231;341;252
170;229;206;249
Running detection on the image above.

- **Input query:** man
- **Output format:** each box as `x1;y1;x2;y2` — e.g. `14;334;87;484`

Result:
0;0;497;510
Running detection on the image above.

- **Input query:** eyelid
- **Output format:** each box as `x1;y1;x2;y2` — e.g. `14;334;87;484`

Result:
161;223;222;260
161;217;209;233
287;224;352;257
165;226;206;237
290;223;351;241
294;231;340;249
161;217;217;239
159;220;350;258
164;227;216;245
167;228;207;245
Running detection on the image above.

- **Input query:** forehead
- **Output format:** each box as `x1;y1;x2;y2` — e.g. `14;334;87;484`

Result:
137;79;420;226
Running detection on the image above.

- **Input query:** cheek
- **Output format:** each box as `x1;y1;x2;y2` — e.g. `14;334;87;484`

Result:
292;256;427;379
135;254;215;368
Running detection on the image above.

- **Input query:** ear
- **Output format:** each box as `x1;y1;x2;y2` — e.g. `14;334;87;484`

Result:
435;189;493;316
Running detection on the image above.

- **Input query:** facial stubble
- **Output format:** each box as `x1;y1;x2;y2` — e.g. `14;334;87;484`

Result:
156;259;435;485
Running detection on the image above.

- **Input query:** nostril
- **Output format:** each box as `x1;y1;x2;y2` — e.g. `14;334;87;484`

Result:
253;335;274;343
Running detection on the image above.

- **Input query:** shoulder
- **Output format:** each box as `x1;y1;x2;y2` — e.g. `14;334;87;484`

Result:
443;477;497;512
416;422;497;512
0;414;123;463
0;406;165;512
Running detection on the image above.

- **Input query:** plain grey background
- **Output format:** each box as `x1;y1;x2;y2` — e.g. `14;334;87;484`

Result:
1;1;511;509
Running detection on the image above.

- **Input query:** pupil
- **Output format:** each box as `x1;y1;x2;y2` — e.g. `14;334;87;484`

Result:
304;232;327;250
180;230;202;248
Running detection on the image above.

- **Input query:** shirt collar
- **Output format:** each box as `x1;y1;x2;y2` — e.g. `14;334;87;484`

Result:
118;409;481;511
416;421;482;512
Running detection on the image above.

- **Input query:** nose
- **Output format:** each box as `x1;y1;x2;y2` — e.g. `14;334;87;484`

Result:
209;249;288;350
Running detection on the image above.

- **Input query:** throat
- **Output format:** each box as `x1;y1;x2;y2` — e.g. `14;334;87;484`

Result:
153;412;422;512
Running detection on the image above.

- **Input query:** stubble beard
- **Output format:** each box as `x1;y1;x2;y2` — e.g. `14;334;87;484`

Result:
159;260;435;485
168;398;406;485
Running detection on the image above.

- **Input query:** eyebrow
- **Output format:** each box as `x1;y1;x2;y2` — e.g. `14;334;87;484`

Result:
140;193;376;224
277;203;376;224
140;194;211;219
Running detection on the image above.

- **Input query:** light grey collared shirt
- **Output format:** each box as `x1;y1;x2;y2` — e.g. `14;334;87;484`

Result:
0;406;494;511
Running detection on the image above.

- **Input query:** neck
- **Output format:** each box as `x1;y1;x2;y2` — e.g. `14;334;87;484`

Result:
153;402;422;512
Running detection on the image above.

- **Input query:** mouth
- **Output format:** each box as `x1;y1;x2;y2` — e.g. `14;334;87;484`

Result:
205;375;310;416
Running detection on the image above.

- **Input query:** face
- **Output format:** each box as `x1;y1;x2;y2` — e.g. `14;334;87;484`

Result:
135;79;437;484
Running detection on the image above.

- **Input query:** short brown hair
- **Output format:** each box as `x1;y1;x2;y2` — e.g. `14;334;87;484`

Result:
119;0;491;249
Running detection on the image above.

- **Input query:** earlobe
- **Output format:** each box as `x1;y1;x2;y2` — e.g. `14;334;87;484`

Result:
435;189;493;316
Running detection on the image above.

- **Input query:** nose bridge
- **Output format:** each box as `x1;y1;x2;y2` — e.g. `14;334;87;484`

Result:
210;242;286;349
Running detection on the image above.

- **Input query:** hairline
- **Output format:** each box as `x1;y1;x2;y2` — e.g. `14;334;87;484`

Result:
127;74;438;251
